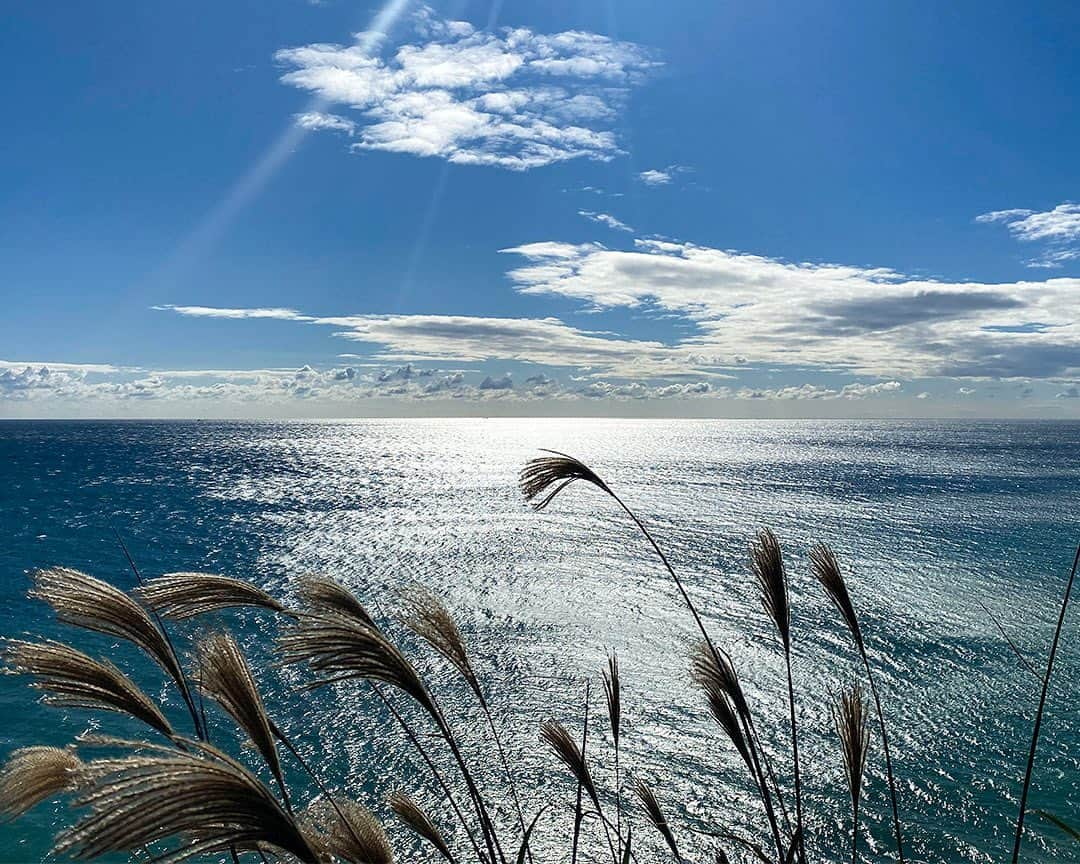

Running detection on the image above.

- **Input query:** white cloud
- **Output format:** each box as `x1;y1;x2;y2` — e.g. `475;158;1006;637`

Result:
0;360;122;374
977;203;1080;269
638;169;671;186
501;238;1080;379
977;203;1080;242
734;381;901;401
152;305;308;320
578;210;633;232
276;7;658;170
294;112;356;134
637;165;690;186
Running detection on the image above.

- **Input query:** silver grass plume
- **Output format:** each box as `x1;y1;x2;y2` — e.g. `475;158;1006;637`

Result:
603;651;623;858
833;683;870;864
602;652;621;748
137;573;288;620
196;632;284;796
752;529;804;863
298;575;375;626
30;568;189;703
399;584;530;854
519;451;612;511
388;791;454;862
812;542;906;864
690;643;752;773
54;742;318;863
540;720;600;810
751;530;790;649
280;611;436;718
634;780;680;861
398;587;478;696
303;797;393;864
3;639;174;739
809;544;863;652
0;746;81;817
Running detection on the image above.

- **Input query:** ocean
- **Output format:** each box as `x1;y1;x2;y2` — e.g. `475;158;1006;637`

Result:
1;419;1077;863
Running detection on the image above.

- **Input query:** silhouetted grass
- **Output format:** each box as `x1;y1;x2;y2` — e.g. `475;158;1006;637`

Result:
0;451;1075;863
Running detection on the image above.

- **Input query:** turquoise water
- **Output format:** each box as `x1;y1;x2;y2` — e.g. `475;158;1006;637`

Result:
1;419;1078;863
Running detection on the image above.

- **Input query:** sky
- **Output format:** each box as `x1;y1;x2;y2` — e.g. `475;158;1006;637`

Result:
3;0;1080;418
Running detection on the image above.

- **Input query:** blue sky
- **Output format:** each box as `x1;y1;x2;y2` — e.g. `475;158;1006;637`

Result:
3;0;1080;417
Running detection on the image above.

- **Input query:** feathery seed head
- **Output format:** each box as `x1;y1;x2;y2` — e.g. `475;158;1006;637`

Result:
303;797;393;864
297;575;375;626
54;743;318;862
388;791;453;862
602;652;621;747
810;544;864;652
137;573;288;620
833;683;870;819
634;780;680;860
0;746;81;817
196;632;282;790
751;529;790;648
4;639;174;739
280;612;436;718
29;568;189;703
519;451;612;511
398;587;477;696
540;720;600;809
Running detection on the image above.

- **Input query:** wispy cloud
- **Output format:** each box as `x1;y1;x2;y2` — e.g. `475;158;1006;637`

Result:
977;202;1080;268
637;164;690;186
275;6;659;170
578;210;633;232
294;112;356;134
152;305;309;320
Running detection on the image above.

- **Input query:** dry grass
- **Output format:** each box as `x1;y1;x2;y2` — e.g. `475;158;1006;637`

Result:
137;572;289;620
1;450;1073;864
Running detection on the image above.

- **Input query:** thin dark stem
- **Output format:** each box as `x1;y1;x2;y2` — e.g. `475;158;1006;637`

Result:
851;796;859;864
608;494;784;861
113;529;204;740
860;654;904;864
784;649;805;864
571;682;589;864
113;533;265;864
434;705;505;864
1011;544;1080;864
477;691;531;864
372;685;485;864
613;738;621;859
977;599;1041;681
747;715;791;835
581;810;641;864
741;712;785;862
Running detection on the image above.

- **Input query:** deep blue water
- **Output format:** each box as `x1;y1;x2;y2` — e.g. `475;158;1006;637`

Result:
0;419;1078;863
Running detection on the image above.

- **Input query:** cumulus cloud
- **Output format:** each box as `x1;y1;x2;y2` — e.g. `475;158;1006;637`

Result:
479;373;513;390
578;210;633;232
275;7;658;170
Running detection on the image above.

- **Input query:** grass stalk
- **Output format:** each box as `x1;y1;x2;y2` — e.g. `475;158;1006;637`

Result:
1011;544;1080;864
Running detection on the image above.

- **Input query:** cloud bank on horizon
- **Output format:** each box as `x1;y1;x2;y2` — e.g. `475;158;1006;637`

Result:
3;4;1079;417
